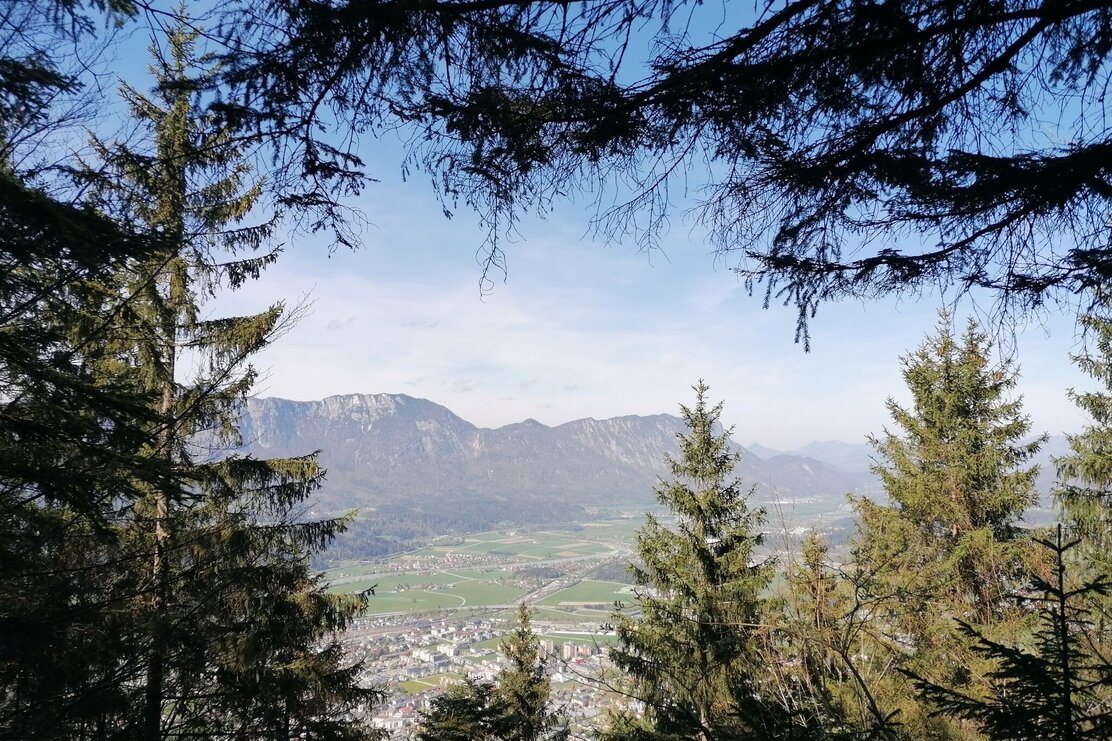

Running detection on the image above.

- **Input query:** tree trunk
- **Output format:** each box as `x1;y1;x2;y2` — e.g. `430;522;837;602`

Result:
143;376;174;741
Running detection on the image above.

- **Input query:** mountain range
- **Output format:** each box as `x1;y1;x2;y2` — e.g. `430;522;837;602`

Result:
238;393;879;512
234;393;1062;555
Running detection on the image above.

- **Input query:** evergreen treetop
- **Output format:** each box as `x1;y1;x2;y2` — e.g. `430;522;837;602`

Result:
1056;302;1112;586
873;314;1041;540
850;312;1045;737
605;381;775;740
865;312;1043;623
491;604;568;741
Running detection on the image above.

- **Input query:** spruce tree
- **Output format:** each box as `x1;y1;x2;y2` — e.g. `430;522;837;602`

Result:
490;604;567;741
602;381;775;740
862;312;1043;616
1055;303;1112;593
853;312;1044;737
416;680;498;741
0;168;178;739
909;528;1112;740
417;604;565;741
75;18;378;740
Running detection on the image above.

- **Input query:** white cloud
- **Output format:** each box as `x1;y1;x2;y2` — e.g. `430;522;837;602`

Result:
209;178;1087;449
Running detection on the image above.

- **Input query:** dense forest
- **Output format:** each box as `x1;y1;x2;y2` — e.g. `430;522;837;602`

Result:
4;1;1112;740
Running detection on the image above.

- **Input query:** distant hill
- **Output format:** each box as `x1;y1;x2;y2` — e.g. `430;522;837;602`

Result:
235;394;878;553
745;443;783;461
767;436;1066;475
791;440;877;474
238;393;879;509
234;394;1075;556
774;435;1068;522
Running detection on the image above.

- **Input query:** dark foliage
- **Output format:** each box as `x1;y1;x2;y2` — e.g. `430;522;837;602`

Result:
416;679;500;741
908;528;1112;740
213;0;1112;339
0;171;172;741
1;11;381;738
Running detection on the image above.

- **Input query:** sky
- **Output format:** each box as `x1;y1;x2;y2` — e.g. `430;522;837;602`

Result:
111;7;1093;451
209;154;1093;451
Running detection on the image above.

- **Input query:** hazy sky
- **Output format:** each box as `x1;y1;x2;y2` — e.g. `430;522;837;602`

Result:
101;11;1093;451
209;148;1092;451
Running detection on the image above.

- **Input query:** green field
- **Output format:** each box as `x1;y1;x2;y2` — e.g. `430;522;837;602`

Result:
325;519;643;617
438;568;517;581
576;519;645;540
462;531;510;542
363;591;469;613
420;534;611;560
371;572;460;588
332;569;530;614
445;581;528;605
360;586;528;615
330;577;385;594
538;580;633;607
398;672;464;695
325;562;382;578
331;566;518;591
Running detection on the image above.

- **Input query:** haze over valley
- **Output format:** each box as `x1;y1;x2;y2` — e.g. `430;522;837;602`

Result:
232;392;1064;560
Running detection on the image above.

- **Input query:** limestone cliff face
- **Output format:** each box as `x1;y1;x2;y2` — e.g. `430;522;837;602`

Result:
237;393;877;513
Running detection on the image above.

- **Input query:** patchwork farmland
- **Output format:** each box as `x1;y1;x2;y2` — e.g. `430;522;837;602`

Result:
327;518;642;622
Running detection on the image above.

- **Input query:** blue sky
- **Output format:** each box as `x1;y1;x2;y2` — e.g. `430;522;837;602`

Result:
209;153;1091;450
109;7;1092;450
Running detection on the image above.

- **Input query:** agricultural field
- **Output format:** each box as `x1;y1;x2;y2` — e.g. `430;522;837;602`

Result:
330;568;515;589
407;534;613;560
397;673;465;695
538;580;634;608
334;573;530;615
574;519;645;541
327;519;643;620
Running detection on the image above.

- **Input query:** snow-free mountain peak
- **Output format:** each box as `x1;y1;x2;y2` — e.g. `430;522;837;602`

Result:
238;392;877;510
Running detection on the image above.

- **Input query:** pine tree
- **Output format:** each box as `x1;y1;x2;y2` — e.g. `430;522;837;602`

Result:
602;381;776;741
853;312;1044;737
1055;303;1112;593
909;528;1112;740
417;604;565;741
490;604;567;741
73;17;378;740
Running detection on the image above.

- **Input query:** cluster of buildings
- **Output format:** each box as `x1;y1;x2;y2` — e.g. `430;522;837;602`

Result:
386;549;511;572
539;638;599;662
338;614;621;738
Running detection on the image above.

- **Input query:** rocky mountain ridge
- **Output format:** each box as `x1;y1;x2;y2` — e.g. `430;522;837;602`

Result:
237;393;879;518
